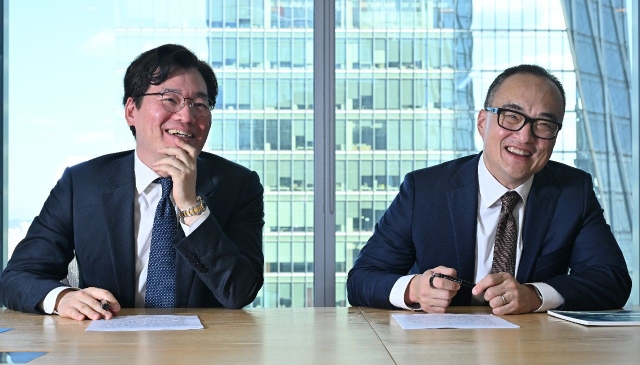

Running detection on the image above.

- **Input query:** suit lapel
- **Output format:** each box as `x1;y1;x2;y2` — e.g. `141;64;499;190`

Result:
446;155;481;288
101;153;137;307
516;166;561;283
174;156;218;307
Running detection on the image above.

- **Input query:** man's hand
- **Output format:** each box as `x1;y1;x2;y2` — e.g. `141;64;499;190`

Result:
472;273;542;315
154;138;199;224
405;266;461;313
55;287;121;321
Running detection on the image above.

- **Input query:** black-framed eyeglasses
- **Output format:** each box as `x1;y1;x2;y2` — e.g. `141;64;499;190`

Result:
485;107;562;140
141;91;214;117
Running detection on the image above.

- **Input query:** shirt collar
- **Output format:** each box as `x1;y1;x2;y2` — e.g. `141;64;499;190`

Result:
134;149;162;195
478;155;534;209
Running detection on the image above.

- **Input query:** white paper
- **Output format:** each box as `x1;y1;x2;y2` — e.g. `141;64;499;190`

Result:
392;313;519;329
86;315;203;332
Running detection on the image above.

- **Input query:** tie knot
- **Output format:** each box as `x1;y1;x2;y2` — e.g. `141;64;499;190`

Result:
154;177;173;197
501;191;520;212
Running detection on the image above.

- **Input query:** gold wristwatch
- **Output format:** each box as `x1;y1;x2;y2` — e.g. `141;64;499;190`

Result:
179;196;206;218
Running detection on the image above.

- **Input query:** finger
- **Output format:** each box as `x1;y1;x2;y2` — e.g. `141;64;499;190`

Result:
428;275;461;292
75;301;103;321
419;294;453;311
495;293;508;307
173;137;198;157
472;273;504;295
159;143;197;163
83;288;121;316
491;294;515;315
154;153;188;170
65;307;87;321
153;160;186;177
422;304;449;314
429;266;458;278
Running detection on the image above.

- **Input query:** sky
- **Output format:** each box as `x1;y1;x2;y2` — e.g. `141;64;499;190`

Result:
5;0;214;254
8;1;133;223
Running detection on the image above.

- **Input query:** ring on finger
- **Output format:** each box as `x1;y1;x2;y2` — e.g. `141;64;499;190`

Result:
500;294;507;305
429;275;437;289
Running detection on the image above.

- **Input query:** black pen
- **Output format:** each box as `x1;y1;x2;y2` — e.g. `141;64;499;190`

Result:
99;300;111;312
431;273;476;289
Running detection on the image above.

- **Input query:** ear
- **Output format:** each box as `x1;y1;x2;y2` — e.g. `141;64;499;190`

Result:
476;109;487;140
124;97;137;128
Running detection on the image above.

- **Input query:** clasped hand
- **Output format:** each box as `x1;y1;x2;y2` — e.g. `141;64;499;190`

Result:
406;266;542;314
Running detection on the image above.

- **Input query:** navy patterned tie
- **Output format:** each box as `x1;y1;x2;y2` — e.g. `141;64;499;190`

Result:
145;177;177;308
490;191;520;276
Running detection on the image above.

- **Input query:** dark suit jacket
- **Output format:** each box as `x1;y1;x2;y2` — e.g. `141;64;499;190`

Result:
347;154;631;310
0;150;264;313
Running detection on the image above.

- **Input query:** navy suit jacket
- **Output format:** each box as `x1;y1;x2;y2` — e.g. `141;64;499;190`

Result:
0;150;264;313
347;154;631;310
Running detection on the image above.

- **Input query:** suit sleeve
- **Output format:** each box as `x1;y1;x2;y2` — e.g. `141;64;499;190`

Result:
174;171;264;309
544;175;631;310
0;169;75;313
347;173;419;308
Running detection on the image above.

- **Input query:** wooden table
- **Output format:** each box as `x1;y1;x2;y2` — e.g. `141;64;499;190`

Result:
1;306;639;364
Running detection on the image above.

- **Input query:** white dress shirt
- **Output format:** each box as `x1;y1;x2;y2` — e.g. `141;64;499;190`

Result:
389;157;564;312
41;150;210;313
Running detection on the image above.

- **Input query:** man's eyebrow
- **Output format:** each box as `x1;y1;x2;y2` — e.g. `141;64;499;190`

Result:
160;88;209;98
501;103;559;121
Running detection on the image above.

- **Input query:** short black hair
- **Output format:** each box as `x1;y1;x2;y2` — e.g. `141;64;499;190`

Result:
123;44;218;137
483;64;566;110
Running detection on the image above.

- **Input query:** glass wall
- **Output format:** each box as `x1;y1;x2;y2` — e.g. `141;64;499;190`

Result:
3;0;637;307
202;0;316;307
333;0;475;306
335;0;636;306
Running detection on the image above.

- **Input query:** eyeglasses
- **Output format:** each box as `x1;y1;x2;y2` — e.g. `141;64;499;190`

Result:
141;91;214;117
484;107;562;140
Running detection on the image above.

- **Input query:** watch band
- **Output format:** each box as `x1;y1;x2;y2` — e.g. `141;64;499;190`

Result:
179;196;206;218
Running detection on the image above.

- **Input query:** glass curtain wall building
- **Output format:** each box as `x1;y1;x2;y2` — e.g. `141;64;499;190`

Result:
562;0;634;290
205;1;316;308
333;0;474;305
4;0;634;307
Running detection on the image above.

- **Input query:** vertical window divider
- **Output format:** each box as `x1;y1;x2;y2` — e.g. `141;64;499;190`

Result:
313;0;336;307
631;0;640;305
0;0;6;267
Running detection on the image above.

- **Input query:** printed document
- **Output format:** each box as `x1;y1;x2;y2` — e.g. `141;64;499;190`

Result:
86;315;203;332
393;313;519;329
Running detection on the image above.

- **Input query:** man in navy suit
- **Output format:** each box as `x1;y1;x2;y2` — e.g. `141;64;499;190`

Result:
347;64;631;314
0;44;264;320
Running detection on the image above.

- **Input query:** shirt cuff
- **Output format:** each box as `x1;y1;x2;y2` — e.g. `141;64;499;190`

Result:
389;274;421;310
528;282;565;312
40;286;74;314
179;207;210;235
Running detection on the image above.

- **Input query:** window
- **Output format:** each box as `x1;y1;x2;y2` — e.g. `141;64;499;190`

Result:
3;0;637;309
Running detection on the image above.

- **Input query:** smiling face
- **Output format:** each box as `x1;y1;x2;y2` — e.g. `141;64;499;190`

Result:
125;67;211;167
477;73;565;189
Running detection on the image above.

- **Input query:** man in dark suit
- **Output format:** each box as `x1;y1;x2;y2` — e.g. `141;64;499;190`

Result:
0;44;264;320
347;64;631;314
